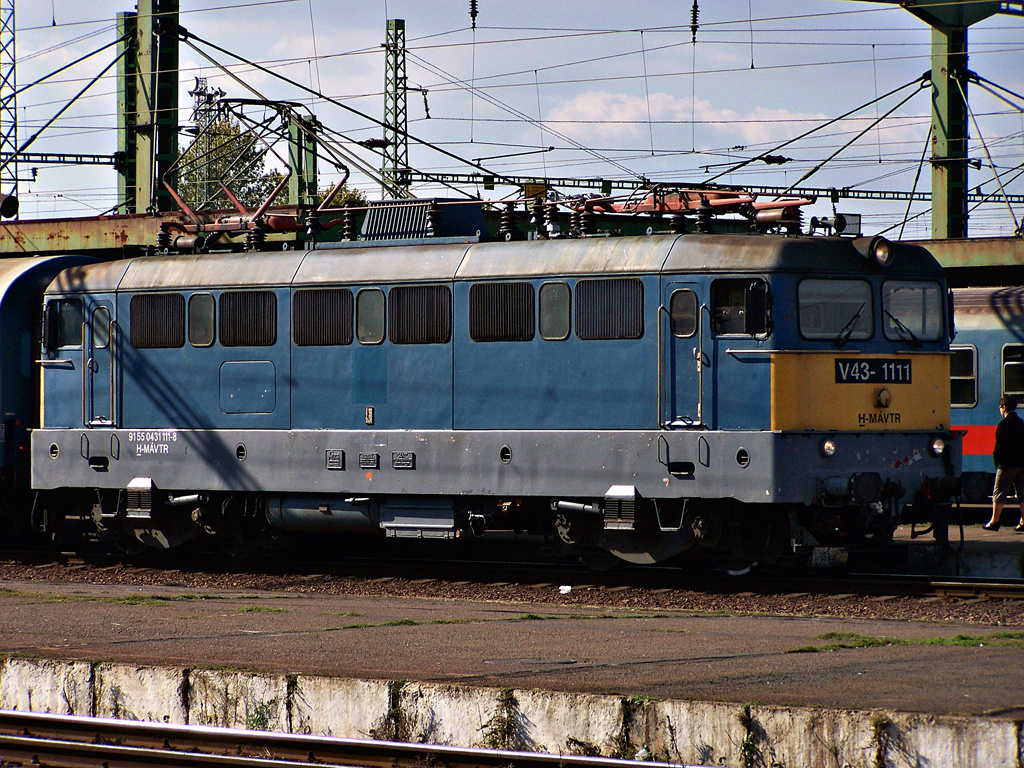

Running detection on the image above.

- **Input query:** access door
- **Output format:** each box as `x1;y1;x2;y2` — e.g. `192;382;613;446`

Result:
85;300;116;426
661;282;705;427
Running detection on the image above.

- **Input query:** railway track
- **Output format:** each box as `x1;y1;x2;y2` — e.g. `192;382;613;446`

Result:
0;710;706;768
1;543;1022;603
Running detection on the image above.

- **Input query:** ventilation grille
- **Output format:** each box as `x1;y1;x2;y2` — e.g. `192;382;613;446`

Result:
221;290;277;347
576;278;644;340
469;282;535;342
130;293;185;349
293;288;354;346
389;285;452;344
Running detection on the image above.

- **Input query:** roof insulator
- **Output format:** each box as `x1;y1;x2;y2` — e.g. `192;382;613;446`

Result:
690;1;699;44
470;0;479;30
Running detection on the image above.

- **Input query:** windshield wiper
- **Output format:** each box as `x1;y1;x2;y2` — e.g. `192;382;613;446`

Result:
883;308;921;347
835;302;866;348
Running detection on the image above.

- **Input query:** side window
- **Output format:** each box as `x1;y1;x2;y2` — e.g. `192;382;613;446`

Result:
575;277;643;340
539;281;571;341
220;290;277;347
130;293;185;349
92;306;111;350
950;345;977;408
293;288;354;346
670;289;697;338
469;282;535;342
712;279;769;336
45;298;83;349
188;293;216;347
389;285;452;344
1003;345;1024;398
356;288;385;344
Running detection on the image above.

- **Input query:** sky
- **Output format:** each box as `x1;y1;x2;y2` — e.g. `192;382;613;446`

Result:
8;0;1024;238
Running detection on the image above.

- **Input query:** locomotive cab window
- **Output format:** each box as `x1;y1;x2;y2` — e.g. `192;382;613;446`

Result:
539;281;570;341
294;287;354;346
881;280;943;343
44;298;83;350
1003;345;1024;398
575;277;643;340
469;282;535;342
798;279;872;342
950;345;977;408
188;293;216;347
711;279;768;336
670;289;697;338
130;293;185;349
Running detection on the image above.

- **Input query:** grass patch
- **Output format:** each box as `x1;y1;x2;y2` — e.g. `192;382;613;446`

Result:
789;630;1024;653
383;618;419;626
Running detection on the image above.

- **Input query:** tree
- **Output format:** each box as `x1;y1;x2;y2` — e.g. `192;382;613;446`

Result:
177;115;283;211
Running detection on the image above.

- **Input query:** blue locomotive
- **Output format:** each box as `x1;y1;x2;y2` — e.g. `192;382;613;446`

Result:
22;230;959;566
950;287;1024;504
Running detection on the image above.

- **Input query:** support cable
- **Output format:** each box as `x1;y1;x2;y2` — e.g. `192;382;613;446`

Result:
0;45;129;176
407;50;644;183
705;74;926;184
899;123;931;240
1;33;129;106
178;27;521;190
956;78;1021;234
773;81;924;199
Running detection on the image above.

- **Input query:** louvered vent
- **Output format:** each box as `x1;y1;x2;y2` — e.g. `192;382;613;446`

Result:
130;293;185;349
293;288;354;346
220;290;277;347
576;278;644;340
389;285;452;344
469;282;535;342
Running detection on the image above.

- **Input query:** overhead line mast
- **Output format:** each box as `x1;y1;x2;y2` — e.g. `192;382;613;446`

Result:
1;0;18;207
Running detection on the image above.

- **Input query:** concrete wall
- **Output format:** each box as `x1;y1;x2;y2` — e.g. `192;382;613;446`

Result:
1;656;1020;767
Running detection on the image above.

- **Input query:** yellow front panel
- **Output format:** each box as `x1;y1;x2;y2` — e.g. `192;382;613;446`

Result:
771;352;950;431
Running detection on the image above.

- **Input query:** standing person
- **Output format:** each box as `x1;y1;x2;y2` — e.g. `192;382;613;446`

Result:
983;395;1024;532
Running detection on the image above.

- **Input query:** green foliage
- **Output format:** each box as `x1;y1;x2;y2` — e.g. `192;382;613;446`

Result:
246;698;278;731
177;116;282;211
481;688;522;750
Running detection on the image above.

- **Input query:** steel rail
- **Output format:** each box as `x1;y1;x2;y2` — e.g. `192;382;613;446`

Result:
0;710;708;768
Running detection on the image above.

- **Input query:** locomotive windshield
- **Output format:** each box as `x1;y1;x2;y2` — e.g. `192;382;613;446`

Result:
881;280;944;343
797;279;872;342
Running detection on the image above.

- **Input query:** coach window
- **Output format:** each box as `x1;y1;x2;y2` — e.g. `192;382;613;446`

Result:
798;279;872;342
356;288;385;344
130;293;185;348
1003;345;1024;398
711;279;769;336
950;345;977;408
188;293;216;347
45;298;83;350
670;289;697;338
219;290;276;347
881;280;943;343
390;285;452;344
539;282;570;341
294;287;354;346
470;282;534;342
575;277;643;340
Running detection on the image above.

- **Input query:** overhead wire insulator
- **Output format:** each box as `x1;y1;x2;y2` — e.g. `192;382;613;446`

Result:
690;0;699;44
470;0;478;30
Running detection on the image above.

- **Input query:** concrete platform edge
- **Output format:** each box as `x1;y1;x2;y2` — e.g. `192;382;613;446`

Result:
1;656;1020;768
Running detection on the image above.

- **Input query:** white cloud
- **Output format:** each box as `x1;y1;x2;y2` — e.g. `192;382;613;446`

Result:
545;90;831;149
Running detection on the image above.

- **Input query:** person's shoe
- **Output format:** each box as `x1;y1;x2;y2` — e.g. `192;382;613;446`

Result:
982;521;1001;531
1015;523;1024;533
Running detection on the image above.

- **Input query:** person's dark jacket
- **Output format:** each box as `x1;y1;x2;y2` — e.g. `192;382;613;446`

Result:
994;410;1024;468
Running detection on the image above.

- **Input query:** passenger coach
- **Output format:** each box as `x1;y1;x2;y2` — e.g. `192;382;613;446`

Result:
31;233;959;565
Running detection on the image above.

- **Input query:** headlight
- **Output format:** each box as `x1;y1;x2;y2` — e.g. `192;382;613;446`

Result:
870;236;893;268
820;439;837;458
930;437;946;456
